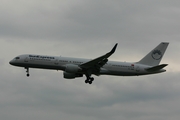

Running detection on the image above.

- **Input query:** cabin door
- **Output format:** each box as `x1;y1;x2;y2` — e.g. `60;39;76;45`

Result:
24;57;29;62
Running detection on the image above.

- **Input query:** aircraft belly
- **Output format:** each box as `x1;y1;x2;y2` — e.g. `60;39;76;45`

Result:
13;62;65;70
107;71;137;76
99;67;148;76
100;68;135;76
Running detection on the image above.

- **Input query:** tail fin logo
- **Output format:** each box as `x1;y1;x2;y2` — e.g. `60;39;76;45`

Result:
151;50;162;60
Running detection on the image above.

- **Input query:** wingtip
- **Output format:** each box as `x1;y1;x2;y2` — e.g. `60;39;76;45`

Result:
110;43;118;54
115;43;118;48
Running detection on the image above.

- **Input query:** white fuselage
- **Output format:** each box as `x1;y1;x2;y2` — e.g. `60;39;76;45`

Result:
9;54;165;77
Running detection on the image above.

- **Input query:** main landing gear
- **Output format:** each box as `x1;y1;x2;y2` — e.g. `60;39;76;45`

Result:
84;71;94;84
85;76;94;84
25;67;30;77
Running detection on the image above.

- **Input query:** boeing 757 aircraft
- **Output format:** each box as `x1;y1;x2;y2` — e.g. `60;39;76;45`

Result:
9;42;169;84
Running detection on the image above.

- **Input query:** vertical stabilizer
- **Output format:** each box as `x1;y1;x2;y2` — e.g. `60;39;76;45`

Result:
137;42;169;66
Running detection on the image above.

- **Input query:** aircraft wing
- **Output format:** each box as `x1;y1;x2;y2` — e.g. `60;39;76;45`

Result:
80;43;118;70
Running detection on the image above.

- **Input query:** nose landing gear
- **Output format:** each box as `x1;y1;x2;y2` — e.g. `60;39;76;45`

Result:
25;67;30;77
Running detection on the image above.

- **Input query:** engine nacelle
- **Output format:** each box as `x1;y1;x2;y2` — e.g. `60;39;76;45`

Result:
65;64;82;73
63;71;83;79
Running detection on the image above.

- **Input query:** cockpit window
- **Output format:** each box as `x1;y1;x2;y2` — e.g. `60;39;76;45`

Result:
15;57;20;60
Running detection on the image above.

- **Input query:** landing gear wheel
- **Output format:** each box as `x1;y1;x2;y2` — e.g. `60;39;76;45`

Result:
85;80;89;84
88;77;94;84
84;77;94;84
90;77;94;81
27;74;30;77
89;81;92;84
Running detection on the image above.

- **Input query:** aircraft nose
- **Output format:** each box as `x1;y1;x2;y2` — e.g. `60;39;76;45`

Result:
9;60;14;65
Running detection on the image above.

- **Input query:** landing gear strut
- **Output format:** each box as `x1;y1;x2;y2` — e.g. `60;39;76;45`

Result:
25;67;30;77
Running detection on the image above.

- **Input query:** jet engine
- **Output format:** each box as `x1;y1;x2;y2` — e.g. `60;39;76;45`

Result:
65;64;82;73
63;71;83;79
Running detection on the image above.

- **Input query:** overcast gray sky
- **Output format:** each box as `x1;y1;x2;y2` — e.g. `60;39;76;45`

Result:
0;0;180;120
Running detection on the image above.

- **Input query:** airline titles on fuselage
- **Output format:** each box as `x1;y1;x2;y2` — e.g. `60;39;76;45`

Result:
29;55;84;64
29;55;55;61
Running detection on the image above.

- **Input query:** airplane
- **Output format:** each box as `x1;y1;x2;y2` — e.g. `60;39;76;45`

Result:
9;42;169;84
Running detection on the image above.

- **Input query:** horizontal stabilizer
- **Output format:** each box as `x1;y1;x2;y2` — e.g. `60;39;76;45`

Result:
146;64;168;72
